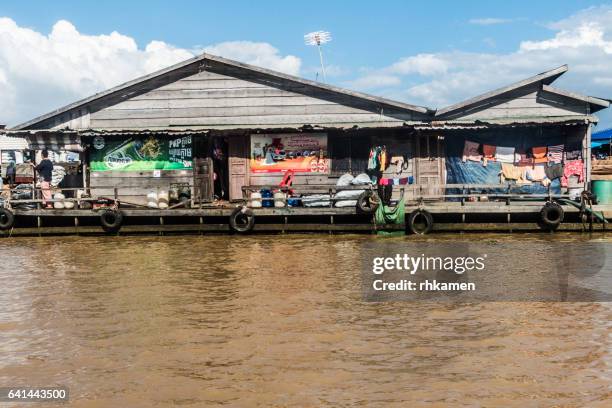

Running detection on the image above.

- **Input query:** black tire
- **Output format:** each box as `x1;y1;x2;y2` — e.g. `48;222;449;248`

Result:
539;202;564;231
229;207;255;233
0;208;15;230
357;191;380;213
100;209;124;233
408;209;434;235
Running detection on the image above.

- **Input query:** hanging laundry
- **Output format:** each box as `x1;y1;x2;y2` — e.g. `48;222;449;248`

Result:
390;156;405;176
379;176;413;185
565;149;582;161
462;140;482;162
544;163;564;180
482;144;496;167
380;147;387;171
515;148;534;166
367;147;377;170
547;144;564;164
531;146;548;164
525;165;547;182
500;163;528;183
495;146;515;163
482;144;496;158
561;160;584;187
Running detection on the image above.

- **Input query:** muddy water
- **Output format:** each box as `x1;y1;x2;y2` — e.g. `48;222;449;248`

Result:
0;234;611;407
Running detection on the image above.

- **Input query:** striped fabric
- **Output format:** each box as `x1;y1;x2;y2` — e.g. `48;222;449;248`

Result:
547;144;564;164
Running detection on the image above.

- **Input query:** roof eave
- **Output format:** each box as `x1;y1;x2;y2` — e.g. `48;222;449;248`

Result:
541;84;610;112
435;64;569;118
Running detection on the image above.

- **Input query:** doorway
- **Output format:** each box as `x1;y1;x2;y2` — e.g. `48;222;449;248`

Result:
415;134;446;199
211;137;229;201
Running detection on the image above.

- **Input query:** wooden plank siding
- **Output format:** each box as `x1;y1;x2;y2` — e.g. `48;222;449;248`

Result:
43;65;427;131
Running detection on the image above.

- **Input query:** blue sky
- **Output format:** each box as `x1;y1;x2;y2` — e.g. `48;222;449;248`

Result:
1;1;611;128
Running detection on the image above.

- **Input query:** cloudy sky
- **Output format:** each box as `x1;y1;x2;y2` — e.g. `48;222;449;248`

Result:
1;1;612;128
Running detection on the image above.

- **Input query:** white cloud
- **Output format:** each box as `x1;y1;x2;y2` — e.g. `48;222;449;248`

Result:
348;5;612;127
203;41;301;76
468;18;516;26
0;18;301;126
387;54;450;76
345;74;401;90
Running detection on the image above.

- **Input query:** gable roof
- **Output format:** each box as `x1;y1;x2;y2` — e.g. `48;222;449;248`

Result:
435;65;569;118
540;85;610;113
13;53;433;130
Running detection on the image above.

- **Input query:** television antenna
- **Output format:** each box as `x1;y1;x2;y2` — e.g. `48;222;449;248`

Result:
304;31;331;82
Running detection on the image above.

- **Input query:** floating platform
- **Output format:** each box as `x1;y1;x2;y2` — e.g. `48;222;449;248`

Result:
1;201;609;236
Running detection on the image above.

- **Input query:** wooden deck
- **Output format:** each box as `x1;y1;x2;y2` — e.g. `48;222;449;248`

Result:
1;201;608;236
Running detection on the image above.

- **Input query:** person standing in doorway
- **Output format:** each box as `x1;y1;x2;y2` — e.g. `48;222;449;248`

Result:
33;150;53;208
6;160;16;187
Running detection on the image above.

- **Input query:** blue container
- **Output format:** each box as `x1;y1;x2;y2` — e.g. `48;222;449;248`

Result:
287;197;301;207
260;189;273;207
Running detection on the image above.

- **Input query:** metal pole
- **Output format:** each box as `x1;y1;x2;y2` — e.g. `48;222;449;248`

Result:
317;44;326;82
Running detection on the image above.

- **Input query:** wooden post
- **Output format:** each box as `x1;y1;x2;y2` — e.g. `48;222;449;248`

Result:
585;123;592;191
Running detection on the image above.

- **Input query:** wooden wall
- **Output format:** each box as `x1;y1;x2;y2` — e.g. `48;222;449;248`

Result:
90;169;193;206
36;59;427;131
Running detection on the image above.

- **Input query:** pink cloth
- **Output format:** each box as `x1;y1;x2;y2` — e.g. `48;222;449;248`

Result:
41;181;52;207
462;140;482;162
561;160;584;187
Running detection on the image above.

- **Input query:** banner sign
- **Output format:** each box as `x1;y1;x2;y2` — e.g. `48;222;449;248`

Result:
250;133;329;173
90;136;192;171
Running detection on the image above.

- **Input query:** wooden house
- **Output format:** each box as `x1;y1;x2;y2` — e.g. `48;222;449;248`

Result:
7;56;610;206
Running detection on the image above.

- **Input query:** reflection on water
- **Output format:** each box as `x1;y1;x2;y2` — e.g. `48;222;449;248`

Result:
0;234;611;407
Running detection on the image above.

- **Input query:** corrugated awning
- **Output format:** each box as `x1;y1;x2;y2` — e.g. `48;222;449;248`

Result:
23;131;83;152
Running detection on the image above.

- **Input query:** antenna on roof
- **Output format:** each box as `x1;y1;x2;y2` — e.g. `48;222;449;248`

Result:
304;31;331;82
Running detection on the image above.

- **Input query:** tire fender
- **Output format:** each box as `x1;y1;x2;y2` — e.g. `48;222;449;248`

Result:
408;209;434;235
357;191;380;213
539;202;564;231
0;208;15;230
229;206;255;233
100;209;124;233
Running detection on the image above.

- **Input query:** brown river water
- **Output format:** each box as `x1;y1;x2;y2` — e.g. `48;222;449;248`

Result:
0;233;611;407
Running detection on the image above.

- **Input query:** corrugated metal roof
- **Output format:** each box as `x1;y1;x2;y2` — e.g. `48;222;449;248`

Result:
0;135;28;150
415;116;594;129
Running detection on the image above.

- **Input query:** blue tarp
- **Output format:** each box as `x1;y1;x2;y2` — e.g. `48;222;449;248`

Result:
592;128;612;141
444;130;568;197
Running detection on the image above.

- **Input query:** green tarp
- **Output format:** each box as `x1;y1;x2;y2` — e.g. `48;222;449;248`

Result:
375;197;405;226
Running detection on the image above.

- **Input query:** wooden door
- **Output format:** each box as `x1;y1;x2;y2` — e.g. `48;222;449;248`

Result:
416;134;446;200
228;135;249;201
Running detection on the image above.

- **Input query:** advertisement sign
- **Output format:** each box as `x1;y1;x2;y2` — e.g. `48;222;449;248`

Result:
90;136;192;171
250;133;329;173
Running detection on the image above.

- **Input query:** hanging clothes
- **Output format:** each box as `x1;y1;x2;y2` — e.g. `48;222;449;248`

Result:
547;144;564;164
367;147;378;170
462;140;482;163
500;163;528;183
561;160;584;187
515;148;534;166
544;163;564;180
525;165;547;181
495;146;515;163
482;144;496;167
531;146;548;164
380;147;387;171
